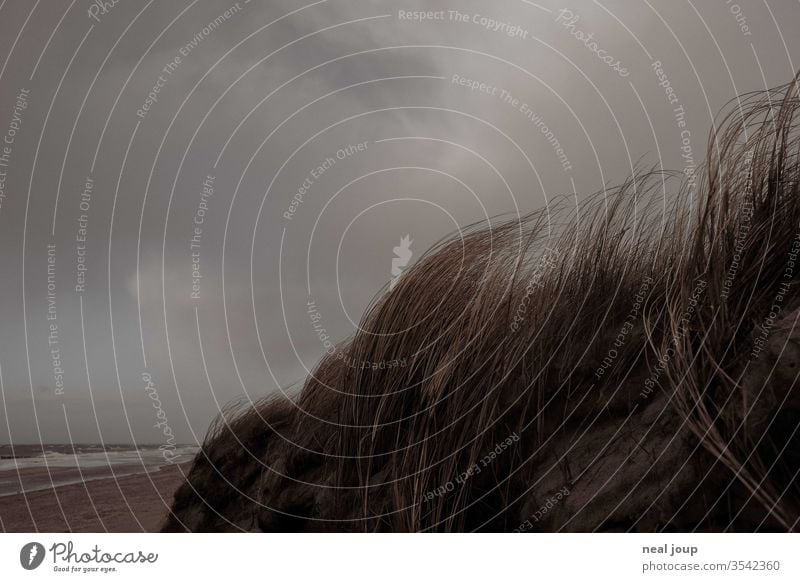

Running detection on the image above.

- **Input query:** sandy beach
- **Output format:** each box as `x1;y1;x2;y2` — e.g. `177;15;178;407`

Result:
0;463;190;532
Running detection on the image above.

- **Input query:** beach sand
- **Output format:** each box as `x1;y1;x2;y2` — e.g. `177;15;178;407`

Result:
0;463;189;532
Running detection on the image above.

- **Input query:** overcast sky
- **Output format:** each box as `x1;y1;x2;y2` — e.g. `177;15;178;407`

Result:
0;0;798;445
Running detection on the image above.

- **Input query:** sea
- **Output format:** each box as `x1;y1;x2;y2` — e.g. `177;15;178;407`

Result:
0;444;199;497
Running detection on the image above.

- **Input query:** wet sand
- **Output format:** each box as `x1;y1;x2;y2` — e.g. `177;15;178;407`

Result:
0;463;190;532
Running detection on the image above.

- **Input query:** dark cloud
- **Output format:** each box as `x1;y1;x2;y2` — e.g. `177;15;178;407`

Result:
0;0;797;444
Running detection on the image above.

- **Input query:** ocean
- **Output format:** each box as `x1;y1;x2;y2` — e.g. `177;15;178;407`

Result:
0;444;199;497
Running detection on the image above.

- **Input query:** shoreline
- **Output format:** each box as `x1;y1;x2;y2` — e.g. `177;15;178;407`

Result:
0;463;190;532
